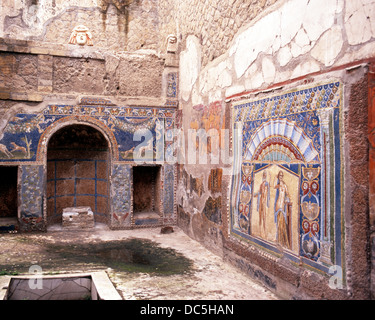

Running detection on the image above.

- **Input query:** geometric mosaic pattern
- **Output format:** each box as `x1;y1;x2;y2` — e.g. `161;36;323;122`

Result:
111;163;132;228
163;164;175;216
19;165;45;231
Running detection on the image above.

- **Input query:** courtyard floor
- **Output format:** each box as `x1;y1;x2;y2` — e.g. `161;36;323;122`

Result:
0;224;279;300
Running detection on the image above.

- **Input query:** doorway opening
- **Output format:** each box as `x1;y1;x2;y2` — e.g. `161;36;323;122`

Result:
0;166;18;231
46;124;110;226
132;165;161;224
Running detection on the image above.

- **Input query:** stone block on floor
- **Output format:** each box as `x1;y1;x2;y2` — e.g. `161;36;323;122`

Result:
62;206;95;229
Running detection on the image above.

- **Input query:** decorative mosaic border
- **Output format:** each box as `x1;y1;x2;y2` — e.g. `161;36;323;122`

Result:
19;165;46;231
0;105;176;163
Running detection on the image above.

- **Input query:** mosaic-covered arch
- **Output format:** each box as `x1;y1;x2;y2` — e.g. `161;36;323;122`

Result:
0;103;177;231
244;118;320;163
36;115;119;162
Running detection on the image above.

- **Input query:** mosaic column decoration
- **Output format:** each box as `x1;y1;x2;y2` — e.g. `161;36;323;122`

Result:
316;107;334;265
110;164;132;228
163;164;176;224
19;165;46;231
165;72;178;107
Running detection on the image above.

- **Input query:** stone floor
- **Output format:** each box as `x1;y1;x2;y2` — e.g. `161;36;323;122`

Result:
0;224;279;300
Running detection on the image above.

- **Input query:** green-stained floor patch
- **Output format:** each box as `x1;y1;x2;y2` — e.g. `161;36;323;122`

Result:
45;238;194;275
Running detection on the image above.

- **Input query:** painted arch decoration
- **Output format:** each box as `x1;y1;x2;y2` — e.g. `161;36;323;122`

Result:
0;104;176;163
245;118;320;163
230;81;344;276
0;103;177;230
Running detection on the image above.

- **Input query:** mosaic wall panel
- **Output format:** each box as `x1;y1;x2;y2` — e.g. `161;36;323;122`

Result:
111;164;132;228
230;81;344;274
167;72;178;98
19;165;45;231
0;103;176;229
165;72;178;107
163;164;175;217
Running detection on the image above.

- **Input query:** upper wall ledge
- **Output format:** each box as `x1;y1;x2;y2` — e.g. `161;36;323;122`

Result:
0;37;164;61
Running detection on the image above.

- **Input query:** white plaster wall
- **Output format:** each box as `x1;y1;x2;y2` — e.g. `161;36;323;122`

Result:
0;0;100;39
179;0;375;105
180;35;202;102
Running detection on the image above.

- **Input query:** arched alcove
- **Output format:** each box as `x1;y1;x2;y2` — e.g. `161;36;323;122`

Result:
46;124;110;225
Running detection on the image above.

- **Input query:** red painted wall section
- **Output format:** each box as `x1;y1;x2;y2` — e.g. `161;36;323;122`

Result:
369;64;375;227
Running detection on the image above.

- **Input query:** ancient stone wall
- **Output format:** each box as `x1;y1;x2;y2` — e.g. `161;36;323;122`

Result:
0;0;374;300
0;39;164;110
176;0;375;299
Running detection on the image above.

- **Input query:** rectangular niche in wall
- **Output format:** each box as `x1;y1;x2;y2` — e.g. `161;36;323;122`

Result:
0;166;18;229
132;165;161;225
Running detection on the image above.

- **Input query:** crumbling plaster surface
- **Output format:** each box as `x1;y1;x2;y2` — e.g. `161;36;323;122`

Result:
159;0;280;67
179;35;201;103
179;0;375;104
0;0;161;52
